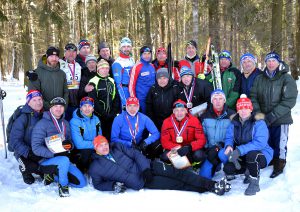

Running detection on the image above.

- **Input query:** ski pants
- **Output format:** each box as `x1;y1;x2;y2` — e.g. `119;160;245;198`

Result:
268;125;289;160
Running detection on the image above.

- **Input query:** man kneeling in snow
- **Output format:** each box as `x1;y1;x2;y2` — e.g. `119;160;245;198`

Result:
31;97;86;197
89;135;230;195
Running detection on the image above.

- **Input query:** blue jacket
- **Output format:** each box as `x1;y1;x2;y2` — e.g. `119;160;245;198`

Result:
70;109;102;150
129;58;156;113
112;54;135;107
224;113;273;164
89;143;150;191
31;112;72;159
10;104;43;159
200;104;235;148
241;68;261;97
111;111;160;148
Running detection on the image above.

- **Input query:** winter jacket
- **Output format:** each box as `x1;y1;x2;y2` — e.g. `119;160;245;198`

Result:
152;59;180;81
59;59;82;107
220;64;241;110
97;56;115;78
31;112;72;160
129;58;156;113
78;67;97;100
161;114;206;151
112;53;135;107
200;104;235;148
240;68;261;97
10;104;43;159
178;55;204;77
70;109;102;150
88;74;121;121
224;113;273;164
178;77;213;108
250;62;298;126
76;54;86;69
111;111;160;148
146;80;180;131
28;56;69;110
89;142;150;191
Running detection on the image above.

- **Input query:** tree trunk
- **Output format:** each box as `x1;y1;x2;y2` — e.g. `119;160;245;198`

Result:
141;0;151;46
296;0;300;70
28;1;36;70
158;0;165;46
12;43;19;80
208;0;220;50
175;0;179;59
270;0;283;53
192;0;199;42
286;0;298;79
166;3;171;44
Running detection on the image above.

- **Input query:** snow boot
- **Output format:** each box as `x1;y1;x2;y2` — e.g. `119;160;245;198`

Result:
44;174;54;186
270;158;286;178
58;184;70;197
244;176;260;196
212;177;231;196
243;169;250;184
19;166;35;185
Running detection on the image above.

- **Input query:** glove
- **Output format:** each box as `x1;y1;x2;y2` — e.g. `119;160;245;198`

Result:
207;146;220;166
62;140;73;151
132;142;140;151
138;141;148;152
264;112;276;127
142;168;154;183
113;182;126;194
26;70;38;81
177;145;192;157
228;149;241;170
54;151;70;157
27;150;42;162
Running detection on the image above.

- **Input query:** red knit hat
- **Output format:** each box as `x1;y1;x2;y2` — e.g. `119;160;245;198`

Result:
173;99;187;109
156;47;166;56
93;135;108;149
26;90;42;104
126;97;139;106
236;94;253;111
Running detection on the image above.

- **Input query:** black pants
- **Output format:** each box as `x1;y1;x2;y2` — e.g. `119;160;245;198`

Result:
223;150;267;177
160;149;206;164
18;156;57;175
70;149;95;173
145;161;215;193
143;140;163;160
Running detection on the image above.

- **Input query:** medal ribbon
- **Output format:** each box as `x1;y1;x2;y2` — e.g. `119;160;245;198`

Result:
183;79;195;103
68;62;76;80
171;116;188;137
48;111;66;137
125;114;139;141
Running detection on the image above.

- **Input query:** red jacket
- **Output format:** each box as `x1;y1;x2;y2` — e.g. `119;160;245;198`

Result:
161;114;206;151
178;59;204;77
152;59;180;82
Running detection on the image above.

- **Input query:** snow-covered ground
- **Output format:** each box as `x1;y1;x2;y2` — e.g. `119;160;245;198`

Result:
0;80;300;212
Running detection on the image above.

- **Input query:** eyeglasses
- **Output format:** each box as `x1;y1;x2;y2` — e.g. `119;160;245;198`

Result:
157;49;166;54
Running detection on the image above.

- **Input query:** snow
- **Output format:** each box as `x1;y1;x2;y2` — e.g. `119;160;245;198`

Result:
1;80;300;212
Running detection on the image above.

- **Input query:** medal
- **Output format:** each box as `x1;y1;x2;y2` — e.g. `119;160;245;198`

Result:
125;114;139;144
183;79;195;109
176;136;183;143
171;116;189;144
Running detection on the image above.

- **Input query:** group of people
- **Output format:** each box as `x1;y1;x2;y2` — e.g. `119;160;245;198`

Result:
10;37;298;198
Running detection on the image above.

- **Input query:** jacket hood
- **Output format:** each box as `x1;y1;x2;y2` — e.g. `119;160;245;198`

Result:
263;61;289;75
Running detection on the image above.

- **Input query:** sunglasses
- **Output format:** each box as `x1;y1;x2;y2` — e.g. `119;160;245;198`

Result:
219;52;231;58
174;103;186;108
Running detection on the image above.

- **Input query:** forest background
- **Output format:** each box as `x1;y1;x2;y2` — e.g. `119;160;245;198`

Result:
0;0;299;85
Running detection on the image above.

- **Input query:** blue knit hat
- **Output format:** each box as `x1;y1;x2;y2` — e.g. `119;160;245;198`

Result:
219;50;232;61
210;89;226;103
180;66;194;77
240;53;257;65
140;46;152;55
78;39;90;50
80;97;94;108
265;52;281;63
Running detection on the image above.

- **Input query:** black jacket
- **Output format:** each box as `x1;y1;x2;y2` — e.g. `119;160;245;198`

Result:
78;67;97;100
146;80;180;131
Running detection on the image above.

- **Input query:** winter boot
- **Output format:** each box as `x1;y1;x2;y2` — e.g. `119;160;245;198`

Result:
44;174;54;186
244;176;260;196
243;169;250;184
270;158;286;178
212;177;231;196
58;184;70;197
19;166;35;185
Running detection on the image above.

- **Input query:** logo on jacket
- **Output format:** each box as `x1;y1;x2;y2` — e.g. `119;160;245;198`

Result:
227;78;232;83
